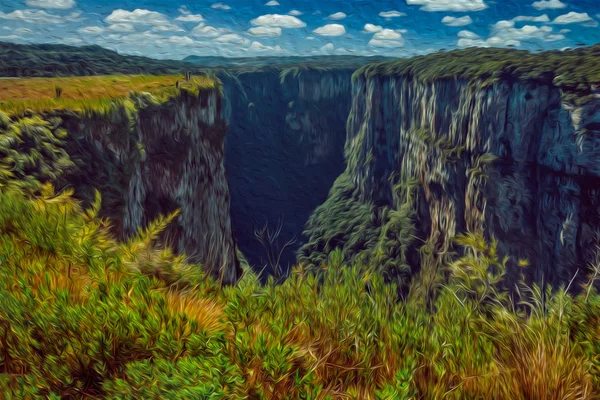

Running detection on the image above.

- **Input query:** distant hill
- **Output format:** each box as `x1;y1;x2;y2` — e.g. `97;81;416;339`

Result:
0;42;396;77
184;55;395;68
0;42;189;77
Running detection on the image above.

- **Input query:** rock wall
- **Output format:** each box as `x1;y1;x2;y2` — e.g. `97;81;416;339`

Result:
58;89;241;283
303;72;600;287
219;68;353;273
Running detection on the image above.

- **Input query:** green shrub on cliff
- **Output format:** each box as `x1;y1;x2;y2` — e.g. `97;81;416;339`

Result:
0;183;597;399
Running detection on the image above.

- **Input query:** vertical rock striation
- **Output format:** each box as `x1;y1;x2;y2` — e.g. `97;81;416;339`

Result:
58;89;241;283
303;71;600;287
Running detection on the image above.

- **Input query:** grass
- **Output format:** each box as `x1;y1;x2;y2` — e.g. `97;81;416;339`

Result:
0;74;216;115
0;182;598;399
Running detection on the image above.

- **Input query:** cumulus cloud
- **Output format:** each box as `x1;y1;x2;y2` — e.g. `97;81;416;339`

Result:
105;9;183;32
442;15;473;26
457;30;480;39
211;3;232;10
107;23;135;32
249;41;284;52
320;43;334;52
552;12;593;24
78;26;104;35
25;0;75;9
190;23;221;37
532;0;567;10
251;14;306;28
363;23;383;33
176;14;204;22
247;26;282;36
265;1;280;6
379;10;406;18
328;12;347;20
458;17;565;48
513;14;550;22
369;29;405;47
105;9;171;25
313;24;346;36
0;9;64;24
406;0;488;12
288;10;303;16
214;33;249;45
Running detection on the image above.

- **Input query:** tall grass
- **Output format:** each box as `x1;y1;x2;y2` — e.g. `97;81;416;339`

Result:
0;183;597;398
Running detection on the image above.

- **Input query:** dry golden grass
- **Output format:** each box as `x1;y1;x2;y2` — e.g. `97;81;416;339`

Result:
0;74;216;114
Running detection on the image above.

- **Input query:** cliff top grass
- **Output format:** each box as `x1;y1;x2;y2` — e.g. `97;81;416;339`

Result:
0;74;216;115
356;45;600;102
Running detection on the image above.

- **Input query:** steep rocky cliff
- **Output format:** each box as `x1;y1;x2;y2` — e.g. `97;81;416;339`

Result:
219;67;353;273
301;47;600;290
1;85;241;283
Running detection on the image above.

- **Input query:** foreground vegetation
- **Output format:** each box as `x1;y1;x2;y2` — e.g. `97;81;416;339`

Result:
0;177;598;399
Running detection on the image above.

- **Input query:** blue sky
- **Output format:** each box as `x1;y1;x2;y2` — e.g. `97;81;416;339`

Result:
0;0;599;59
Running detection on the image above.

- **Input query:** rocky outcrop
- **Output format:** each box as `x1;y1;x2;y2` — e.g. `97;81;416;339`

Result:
219;68;353;273
302;71;600;287
57;89;241;283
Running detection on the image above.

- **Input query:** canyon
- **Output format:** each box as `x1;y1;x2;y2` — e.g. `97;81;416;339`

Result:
7;48;600;289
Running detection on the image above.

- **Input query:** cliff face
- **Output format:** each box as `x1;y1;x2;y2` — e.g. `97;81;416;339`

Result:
219;68;352;272
57;89;241;283
302;72;600;287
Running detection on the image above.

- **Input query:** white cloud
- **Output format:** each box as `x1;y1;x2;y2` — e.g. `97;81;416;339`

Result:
13;28;33;34
0;35;24;41
0;9;64;24
191;24;221;37
249;41;284;52
79;26;104;35
458;29;479;38
176;14;204;22
328;12;347;20
214;33;249;44
288;10;303;16
458;17;565;48
513;14;550;22
107;23;135;32
247;26;282;36
321;43;334;52
25;0;75;10
313;24;346;36
166;35;195;45
211;3;232;10
363;23;383;33
442;15;473;26
559;28;571;33
406;0;488;12
265;0;280;5
369;29;405;47
552;12;593;24
379;10;406;18
532;0;567;10
152;24;184;32
105;9;170;25
104;9;184;32
251;14;306;28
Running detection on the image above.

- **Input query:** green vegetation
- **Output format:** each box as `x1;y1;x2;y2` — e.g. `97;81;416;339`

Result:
0;74;216;115
355;45;600;104
0;42;187;77
0;181;598;398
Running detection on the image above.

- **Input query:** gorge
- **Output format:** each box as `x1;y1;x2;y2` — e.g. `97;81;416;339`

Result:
4;46;600;290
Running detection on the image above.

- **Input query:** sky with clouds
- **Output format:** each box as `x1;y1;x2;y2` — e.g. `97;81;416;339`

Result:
0;0;599;59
